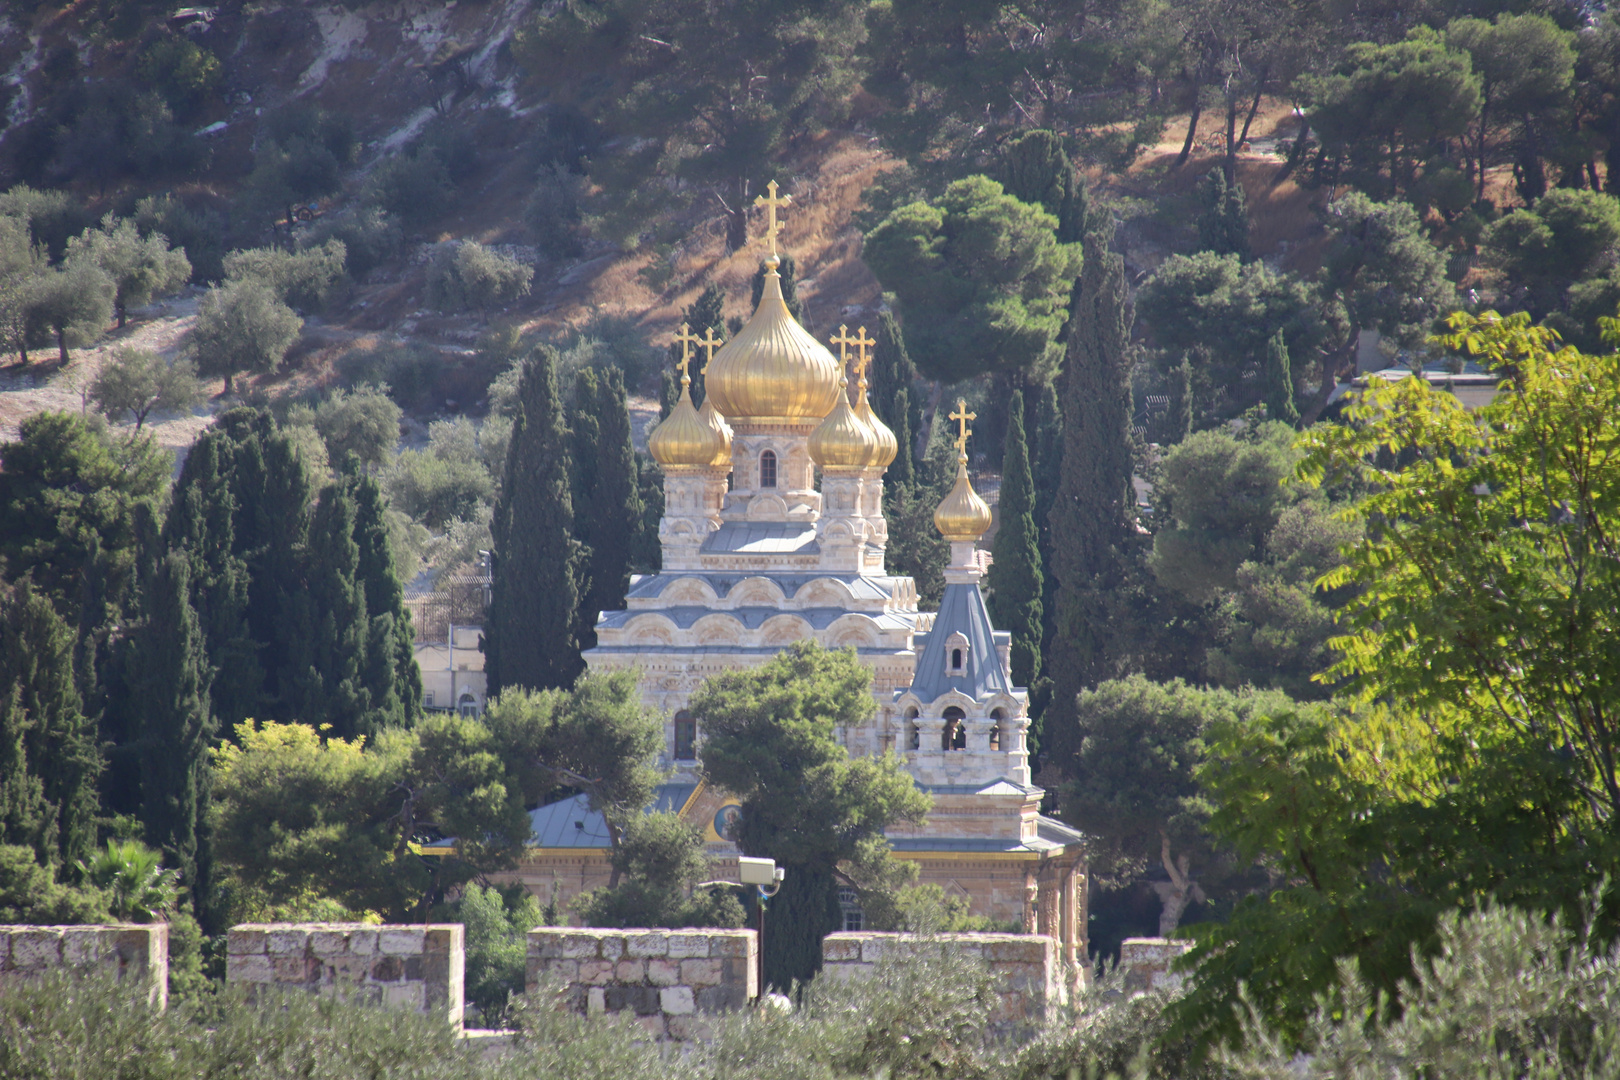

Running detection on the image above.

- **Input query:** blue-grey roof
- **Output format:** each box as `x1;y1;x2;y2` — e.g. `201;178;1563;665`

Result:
701;522;819;555
919;779;1042;797
432;783;700;851
905;583;1012;704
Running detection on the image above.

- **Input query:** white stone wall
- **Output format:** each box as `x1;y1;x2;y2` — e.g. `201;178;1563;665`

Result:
0;923;168;1008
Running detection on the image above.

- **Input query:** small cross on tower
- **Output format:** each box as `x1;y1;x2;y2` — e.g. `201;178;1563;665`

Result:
848;326;877;387
754;180;792;260
949;398;976;456
829;324;859;378
672;322;701;386
696;326;722;374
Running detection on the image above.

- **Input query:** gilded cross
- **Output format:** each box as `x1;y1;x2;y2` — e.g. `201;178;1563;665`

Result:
829;324;858;375
672;322;700;385
754;180;792;258
849;325;877;385
697;326;722;374
949;398;976;455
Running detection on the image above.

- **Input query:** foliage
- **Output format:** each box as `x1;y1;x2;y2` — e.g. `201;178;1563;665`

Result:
308;385;402;471
574;811;747;930
425;242;534;313
224;241;348;313
1482;189;1620;316
384;419;497;529
0;845;108;924
454;882;544;1026
242;105;357;228
89;348;202;431
1263;330;1299;426
864;176;1082;384
136;37;221;118
299;206;402;278
77;839;179;922
65;214;190;327
693;641;930;989
985;391;1043;689
29;252;115;364
1195;168;1250;260
1320;192;1456;355
189;279;302;393
569;367;642;652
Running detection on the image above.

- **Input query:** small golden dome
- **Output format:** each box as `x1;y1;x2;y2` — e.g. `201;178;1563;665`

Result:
695;396;734;466
852;375;898;468
648;382;727;468
704;266;842;426
934;456;992;541
809;377;880;468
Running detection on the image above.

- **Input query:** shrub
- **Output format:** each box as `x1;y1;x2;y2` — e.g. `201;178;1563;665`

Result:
425;242;533;313
383;418;496;528
453;883;544;1026
309;384;403;470
299;205;402;277
526;164;585;259
336;340;444;408
224;240;348;312
365;152;454;229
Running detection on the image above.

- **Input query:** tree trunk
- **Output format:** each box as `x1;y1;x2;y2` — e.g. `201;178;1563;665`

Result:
1277;118;1310;184
116;302;127;330
17;340;27;366
1300;328;1358;425
1476;93;1491;200
1222;89;1239;185
223;372;234;394
725;206;747;252
1236;79;1265;148
1151;835;1204;937
55;326;68;364
1177;97;1203;167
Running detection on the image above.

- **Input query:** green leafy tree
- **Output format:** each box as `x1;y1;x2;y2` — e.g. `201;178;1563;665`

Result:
0;215;46;365
1481;189;1620;316
864;176;1083;385
126;551;215;914
310;385;402;471
0;685;51;864
1194;169;1250;260
455;883;544;1025
487;347;585;695
89;348;202;432
1044;220;1137;765
242;106;357;231
383;418;496;530
425;242;533;313
223;241;347;313
693;641;930;989
136;38;221;119
189;279;302;394
30;253;114;364
65;215;190;328
0;844;107;923
574;811;747;929
986;391;1042;690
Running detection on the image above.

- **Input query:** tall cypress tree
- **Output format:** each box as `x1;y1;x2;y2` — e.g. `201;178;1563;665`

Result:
0;580;99;869
351;472;420;730
0;681;51;863
249;430;316;723
573;368;642;653
286;484;370;740
1167;354;1195;444
487;346;585;694
1264;329;1300;426
887;387;915;488
871;309;922;472
1195;168;1251;260
986;392;1043;690
1044;219;1138;766
128;550;215;911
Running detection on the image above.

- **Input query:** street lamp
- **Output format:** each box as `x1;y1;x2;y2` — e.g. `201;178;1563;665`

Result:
731;857;784;996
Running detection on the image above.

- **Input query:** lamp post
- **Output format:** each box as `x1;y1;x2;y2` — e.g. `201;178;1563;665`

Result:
738;857;784;996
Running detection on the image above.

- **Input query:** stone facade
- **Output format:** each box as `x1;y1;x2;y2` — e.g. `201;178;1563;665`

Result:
0;923;168;1008
822;931;1064;1037
527;927;757;1040
1119;937;1194;993
226;923;464;1026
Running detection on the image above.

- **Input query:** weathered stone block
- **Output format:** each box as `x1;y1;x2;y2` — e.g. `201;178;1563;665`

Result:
680;959;722;987
266;929;308;956
560;933;602;960
646;958;680;986
822;937;862;963
371;955;403;982
378;928;425;956
578;959;614;985
62;929;107;966
626;932;668;958
272;956;319;984
423;927;459;953
586;986;606;1015
310;930;350;955
635;1013;666;1039
348;929;378;956
229;953;273;982
660;986;695;1015
384;982;425;1010
709;933;753;959
606;985;661;1015
615;958;645;982
666;934;710;959
228;928;267;955
12;931;63;968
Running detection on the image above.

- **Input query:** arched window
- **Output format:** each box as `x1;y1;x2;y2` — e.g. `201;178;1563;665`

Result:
906;707;920;750
458;693;478;717
674;711;697;761
945;632;969;675
989;708;1005;751
951;648;963;670
759;450;778;488
942;706;967;751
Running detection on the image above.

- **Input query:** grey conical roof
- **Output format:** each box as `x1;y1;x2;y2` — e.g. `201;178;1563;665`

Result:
906;583;1011;704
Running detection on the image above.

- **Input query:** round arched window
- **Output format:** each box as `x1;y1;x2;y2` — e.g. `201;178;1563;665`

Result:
759;450;778;488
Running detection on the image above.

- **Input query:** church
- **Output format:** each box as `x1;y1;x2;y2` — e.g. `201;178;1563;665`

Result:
495;186;1086;967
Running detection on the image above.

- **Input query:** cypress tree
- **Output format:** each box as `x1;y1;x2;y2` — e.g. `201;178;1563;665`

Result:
883;413;954;609
986;392;1043;689
1044;219;1138;765
286;483;370;740
634;456;664;574
1196;168;1251;260
871;309;922;471
669;284;727;406
1167;354;1195;444
0;580;99;869
128;550;214;911
247;430;315;723
487;347;586;694
1058;171;1089;246
573;368;642;652
887;387;915;488
1264;329;1300;426
351;472;420;729
0;682;51;863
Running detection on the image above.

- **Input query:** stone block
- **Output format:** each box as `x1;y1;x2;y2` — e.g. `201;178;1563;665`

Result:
586;987;606;1015
660;986;695;1015
266;929;308;956
709;933;753;959
635;1014;667;1039
12;930;63;968
859;938;890;964
228;928;267;955
646;958;680;986
987;938;1048;964
310;930;350;955
546;959;579;984
680;959;722;987
666;934;710;959
606;985;661;1016
665;1014;711;1041
0;933;10;967
626;932;668;958
530;934;564;961
378;927;425;956
348;929;378;956
822;936;862;963
371;956;404;982
615;958;645;983
696;984;748;1011
229;954;273;983
578;959;615;985
272;956;318;984
384;982;425;1011
62;928;107;966
561;933;602;960
598;934;625;961
322;954;372;982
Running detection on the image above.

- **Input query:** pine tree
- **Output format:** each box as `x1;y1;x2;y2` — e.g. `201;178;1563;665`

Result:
1264;329;1300;426
286;483;370;740
750;254;802;320
487;347;586;694
0;580;99;869
1044;219;1138;766
573;368;642;653
668;284;727;406
350;471;420;729
986;392;1044;689
1167;354;1195;444
129;551;215;912
1196;168;1251;260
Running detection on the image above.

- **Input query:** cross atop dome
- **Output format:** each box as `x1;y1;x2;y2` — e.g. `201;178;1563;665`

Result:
754;180;792;264
696;326;722;373
672;322;700;385
949;399;976;457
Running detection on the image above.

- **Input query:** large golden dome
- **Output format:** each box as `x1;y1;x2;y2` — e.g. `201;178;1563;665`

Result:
934;456;992;541
649;377;729;468
809;377;880;468
704;263;842;426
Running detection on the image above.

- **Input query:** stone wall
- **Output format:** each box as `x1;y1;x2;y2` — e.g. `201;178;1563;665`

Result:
0;924;168;1008
527;927;757;1040
1119;937;1193;993
227;924;464;1026
822;931;1063;1037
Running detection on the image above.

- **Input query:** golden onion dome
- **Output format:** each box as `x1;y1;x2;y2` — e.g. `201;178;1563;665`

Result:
694;396;734;466
809;377;880;468
934;455;992;542
852;375;898;468
648;381;727;468
704;263;842;426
